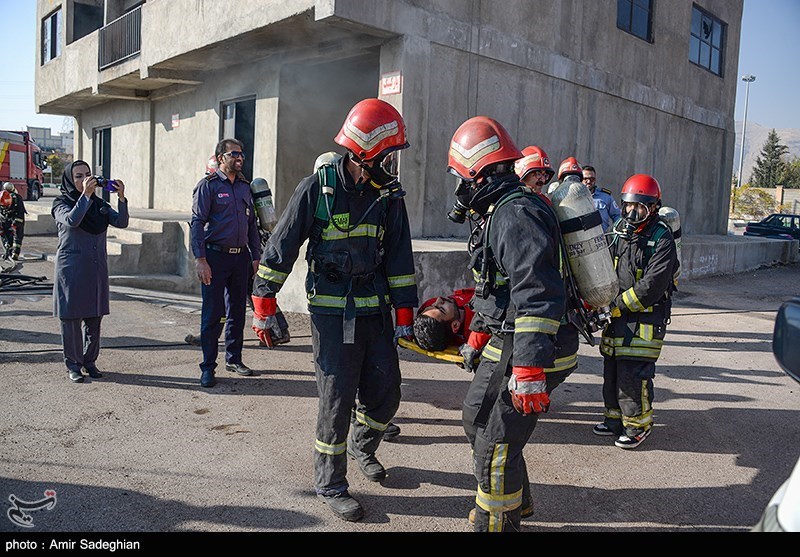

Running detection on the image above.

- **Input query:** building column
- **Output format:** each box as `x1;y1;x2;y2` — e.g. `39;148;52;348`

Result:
380;35;432;238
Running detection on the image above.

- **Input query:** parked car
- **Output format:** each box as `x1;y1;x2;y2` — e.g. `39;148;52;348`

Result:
752;298;800;532
744;213;800;241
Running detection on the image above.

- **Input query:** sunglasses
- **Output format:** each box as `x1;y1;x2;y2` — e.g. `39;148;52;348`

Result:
224;151;245;159
583;177;596;183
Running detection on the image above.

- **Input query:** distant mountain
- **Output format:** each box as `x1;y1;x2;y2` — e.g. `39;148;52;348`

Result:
734;121;800;184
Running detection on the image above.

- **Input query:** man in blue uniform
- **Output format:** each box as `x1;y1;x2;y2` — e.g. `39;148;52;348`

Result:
191;138;261;388
582;165;621;233
252;99;418;522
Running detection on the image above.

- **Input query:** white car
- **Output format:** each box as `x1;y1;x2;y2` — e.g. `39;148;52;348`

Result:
753;298;800;532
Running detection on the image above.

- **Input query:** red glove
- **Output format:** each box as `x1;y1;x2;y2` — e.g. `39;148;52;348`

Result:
507;366;550;415
252;296;280;348
393;307;415;345
467;331;490;351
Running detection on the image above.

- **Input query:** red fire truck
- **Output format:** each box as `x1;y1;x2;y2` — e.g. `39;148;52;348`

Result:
0;130;46;201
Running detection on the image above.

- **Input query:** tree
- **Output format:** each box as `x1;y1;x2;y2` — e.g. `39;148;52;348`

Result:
782;157;800;189
45;152;72;184
750;129;788;187
730;184;776;220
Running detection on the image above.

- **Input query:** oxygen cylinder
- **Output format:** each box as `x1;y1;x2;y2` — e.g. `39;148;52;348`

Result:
548;177;619;308
314;152;343;173
250;178;277;233
658;206;682;281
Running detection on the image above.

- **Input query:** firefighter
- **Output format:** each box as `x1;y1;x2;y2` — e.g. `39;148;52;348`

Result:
448;117;569;532
594;174;678;449
251;98;417;522
513;146;555;195
0;183;26;260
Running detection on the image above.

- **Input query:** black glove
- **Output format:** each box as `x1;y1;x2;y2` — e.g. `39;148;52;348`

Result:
458;343;480;373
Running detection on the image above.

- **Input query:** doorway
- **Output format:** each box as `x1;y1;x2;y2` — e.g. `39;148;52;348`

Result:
221;97;256;180
93;127;112;202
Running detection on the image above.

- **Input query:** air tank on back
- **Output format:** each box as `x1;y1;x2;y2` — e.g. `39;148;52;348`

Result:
658;206;682;282
250;178;277;233
548;176;619;309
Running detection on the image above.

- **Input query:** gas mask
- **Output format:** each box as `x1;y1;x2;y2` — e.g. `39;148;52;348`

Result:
622;202;651;226
351;151;405;199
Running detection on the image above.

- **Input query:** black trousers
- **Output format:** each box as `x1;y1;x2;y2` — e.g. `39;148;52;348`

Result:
200;250;249;373
462;334;575;532
60;317;102;373
601;356;655;436
311;312;401;496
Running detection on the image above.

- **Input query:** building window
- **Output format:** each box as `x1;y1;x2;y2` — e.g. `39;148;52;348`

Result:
220;98;256;180
617;0;653;42
41;8;62;64
690;5;725;76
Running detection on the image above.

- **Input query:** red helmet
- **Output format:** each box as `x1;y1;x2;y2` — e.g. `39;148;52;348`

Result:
514;146;554;181
0;190;11;208
621;174;661;205
334;98;409;161
557;157;582;180
448;116;522;180
205;154;218;175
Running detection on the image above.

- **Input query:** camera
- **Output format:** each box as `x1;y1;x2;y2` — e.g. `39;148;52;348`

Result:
447;200;469;224
94;176;118;192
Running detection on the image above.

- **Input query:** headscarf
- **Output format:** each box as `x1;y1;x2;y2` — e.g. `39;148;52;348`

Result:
51;160;112;235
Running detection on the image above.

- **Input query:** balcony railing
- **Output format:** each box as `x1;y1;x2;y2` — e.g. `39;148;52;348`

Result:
98;6;142;70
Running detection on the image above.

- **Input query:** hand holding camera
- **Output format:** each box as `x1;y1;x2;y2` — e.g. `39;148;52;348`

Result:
94;176;126;200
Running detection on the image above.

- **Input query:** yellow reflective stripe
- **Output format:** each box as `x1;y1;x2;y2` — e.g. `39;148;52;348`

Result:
476;486;523;513
308;294;390;309
257;265;288;284
544;353;578;373
514;316;560;335
354;411;388;432
636;268;643;281
639;324;654;341
615;346;661;359
314;439;346;456
482;343;502;362
388;274;416;289
604;408;622;419
471;269;507;287
491;443;507;496
622;288;645;312
320;223;378;241
603;337;663;348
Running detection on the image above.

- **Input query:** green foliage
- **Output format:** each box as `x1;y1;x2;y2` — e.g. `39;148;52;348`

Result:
782;157;800;189
730;184;776;220
45;152;72;183
751;129;788;187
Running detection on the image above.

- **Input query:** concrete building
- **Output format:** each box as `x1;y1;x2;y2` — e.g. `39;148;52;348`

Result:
27;126;74;154
36;0;743;237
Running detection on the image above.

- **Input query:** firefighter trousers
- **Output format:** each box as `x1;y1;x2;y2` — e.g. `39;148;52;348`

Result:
311;312;401;496
601;356;655;436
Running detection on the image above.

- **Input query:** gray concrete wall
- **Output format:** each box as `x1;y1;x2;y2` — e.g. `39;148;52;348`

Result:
40;0;743;238
681;235;798;279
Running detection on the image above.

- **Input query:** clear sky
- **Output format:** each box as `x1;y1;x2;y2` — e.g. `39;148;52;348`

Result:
1;0;798;133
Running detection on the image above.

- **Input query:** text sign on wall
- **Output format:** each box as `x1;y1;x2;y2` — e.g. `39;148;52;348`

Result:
380;71;402;96
171;114;180;128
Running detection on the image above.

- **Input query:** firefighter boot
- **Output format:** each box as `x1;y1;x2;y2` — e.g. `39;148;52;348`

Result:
317;491;364;522
347;447;386;482
472;505;522;532
469;496;533;524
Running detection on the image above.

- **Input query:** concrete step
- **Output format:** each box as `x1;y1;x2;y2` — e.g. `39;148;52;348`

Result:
110;273;199;295
24;211;57;235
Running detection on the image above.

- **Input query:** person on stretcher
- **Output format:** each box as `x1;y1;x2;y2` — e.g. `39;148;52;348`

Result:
412;287;490;373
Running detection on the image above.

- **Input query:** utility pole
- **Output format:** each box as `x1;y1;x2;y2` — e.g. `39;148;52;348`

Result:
733;75;756;218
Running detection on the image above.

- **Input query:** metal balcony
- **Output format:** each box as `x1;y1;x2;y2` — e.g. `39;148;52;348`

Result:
99;6;141;70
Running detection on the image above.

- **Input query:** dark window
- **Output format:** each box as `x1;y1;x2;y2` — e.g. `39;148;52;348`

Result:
690;5;726;76
72;2;104;43
617;0;653;42
41;8;62;64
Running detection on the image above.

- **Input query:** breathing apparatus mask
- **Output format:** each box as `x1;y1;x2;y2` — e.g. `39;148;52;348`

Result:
350;150;405;200
447;163;516;224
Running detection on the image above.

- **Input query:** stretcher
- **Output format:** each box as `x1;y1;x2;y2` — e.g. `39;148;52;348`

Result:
397;337;463;363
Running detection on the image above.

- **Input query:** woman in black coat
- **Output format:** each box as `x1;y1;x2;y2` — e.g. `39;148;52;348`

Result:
51;160;129;383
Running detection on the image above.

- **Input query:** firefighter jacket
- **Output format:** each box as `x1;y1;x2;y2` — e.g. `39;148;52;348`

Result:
0;192;26;224
468;183;566;369
601;216;678;362
252;156;418;318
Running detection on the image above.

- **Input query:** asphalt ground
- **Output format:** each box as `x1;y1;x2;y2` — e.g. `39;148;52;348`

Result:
1;234;799;540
